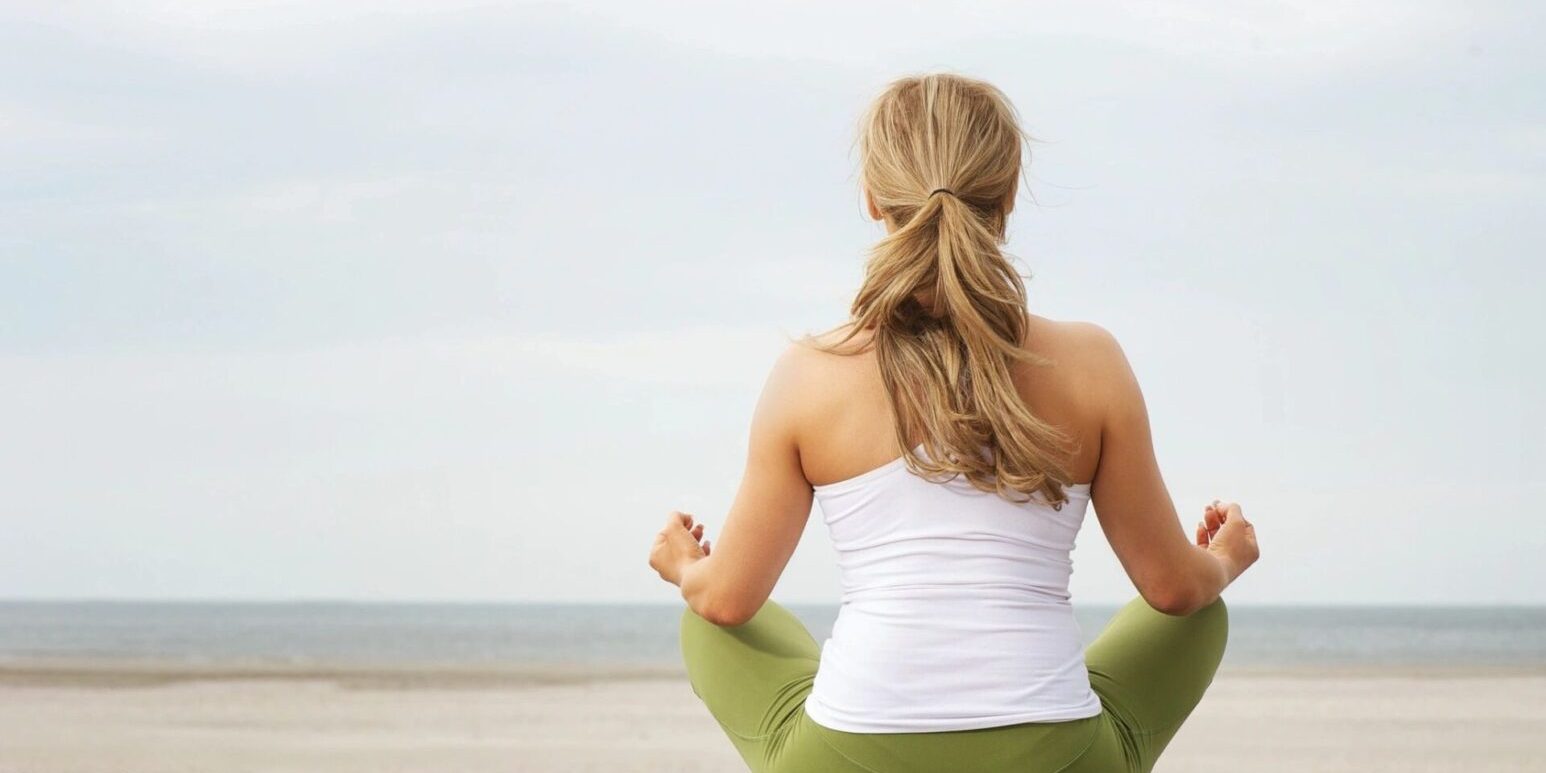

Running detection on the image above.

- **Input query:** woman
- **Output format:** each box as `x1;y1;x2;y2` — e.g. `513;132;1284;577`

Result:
647;72;1260;773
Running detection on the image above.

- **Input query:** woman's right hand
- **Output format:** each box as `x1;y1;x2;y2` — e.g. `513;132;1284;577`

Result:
1196;500;1259;584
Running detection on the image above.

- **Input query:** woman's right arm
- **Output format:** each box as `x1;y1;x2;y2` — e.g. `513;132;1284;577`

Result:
1082;325;1259;616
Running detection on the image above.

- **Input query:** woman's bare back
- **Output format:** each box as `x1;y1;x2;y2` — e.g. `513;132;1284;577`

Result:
792;313;1116;488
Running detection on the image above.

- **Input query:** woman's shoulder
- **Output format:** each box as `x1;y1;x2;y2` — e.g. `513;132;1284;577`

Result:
773;322;880;385
749;324;877;454
1018;314;1142;419
1025;313;1120;353
1022;314;1132;378
777;315;1132;385
791;320;874;354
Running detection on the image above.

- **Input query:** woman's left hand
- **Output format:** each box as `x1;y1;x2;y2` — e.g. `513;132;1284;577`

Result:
649;511;711;587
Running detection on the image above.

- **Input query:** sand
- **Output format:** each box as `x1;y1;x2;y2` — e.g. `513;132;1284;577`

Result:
0;666;1542;772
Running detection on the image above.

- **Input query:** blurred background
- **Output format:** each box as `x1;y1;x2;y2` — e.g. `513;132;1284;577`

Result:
2;2;1543;771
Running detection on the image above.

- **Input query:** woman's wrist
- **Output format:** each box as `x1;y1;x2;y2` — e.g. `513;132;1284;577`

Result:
675;553;708;591
1207;547;1240;588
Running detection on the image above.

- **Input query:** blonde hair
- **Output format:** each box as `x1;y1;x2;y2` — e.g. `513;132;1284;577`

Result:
806;72;1076;506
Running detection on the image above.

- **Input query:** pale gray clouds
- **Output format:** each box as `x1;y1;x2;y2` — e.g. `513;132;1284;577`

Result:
2;1;1541;604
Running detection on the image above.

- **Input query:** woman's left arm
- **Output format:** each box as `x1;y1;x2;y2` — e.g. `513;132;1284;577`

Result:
648;345;814;626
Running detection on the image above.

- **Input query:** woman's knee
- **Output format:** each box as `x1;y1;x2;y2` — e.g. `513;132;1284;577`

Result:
1203;594;1227;622
679;605;717;697
1108;593;1229;663
1196;595;1229;642
678;601;775;660
1185;595;1230;674
680;604;715;656
680;602;706;629
1131;592;1228;633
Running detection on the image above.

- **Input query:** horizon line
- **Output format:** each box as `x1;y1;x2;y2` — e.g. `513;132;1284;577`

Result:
1;597;1542;609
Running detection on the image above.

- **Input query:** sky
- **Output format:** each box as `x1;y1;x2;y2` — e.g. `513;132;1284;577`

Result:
1;1;1542;605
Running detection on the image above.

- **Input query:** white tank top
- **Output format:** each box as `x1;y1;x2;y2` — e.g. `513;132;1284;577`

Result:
802;443;1104;733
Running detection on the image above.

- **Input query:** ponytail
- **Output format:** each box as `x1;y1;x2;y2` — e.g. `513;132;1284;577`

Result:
806;73;1076;506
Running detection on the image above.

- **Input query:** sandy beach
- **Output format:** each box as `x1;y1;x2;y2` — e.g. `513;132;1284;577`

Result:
0;665;1542;772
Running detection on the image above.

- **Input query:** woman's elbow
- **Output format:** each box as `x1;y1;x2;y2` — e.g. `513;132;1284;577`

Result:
691;595;758;627
683;584;760;627
1142;581;1213;617
699;602;756;627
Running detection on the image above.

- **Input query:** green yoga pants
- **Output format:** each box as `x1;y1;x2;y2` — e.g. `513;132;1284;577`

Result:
680;596;1228;773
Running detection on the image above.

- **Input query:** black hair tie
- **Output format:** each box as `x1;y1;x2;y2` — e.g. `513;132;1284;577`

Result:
929;188;956;197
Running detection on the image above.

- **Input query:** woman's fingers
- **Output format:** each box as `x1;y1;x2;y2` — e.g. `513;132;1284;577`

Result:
1211;503;1254;547
1217;502;1245;526
650;510;714;587
1209;500;1247;526
1203;505;1223;533
662;511;710;556
661;512;693;544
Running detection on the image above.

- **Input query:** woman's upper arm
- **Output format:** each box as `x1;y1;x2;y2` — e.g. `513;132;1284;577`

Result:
679;343;815;624
1084;325;1220;614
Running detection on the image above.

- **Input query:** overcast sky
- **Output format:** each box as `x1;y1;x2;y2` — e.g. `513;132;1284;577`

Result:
2;1;1542;605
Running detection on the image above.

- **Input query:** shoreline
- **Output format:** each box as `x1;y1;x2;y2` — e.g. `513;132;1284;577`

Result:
2;657;1543;689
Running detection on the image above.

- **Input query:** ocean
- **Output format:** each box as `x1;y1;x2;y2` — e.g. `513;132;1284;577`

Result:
1;602;1543;672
